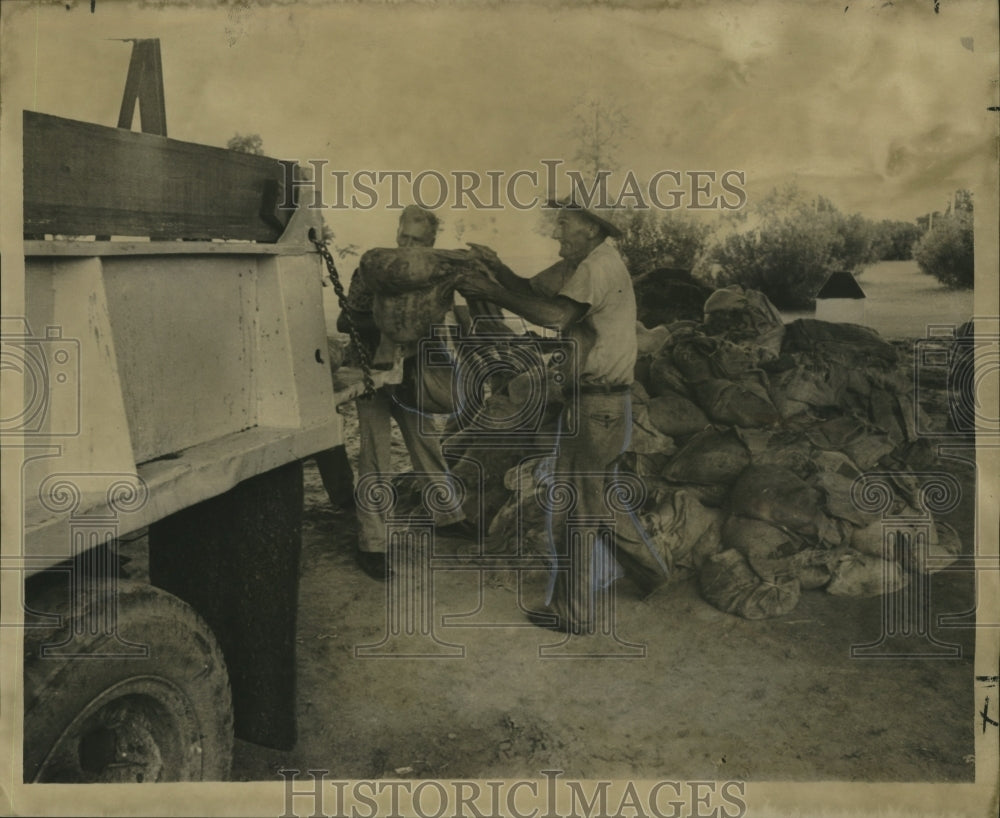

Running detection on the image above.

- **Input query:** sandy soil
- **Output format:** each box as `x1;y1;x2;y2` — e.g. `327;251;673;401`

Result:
230;379;978;784
229;260;980;784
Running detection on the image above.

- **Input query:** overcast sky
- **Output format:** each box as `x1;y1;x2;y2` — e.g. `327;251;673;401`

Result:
4;0;996;264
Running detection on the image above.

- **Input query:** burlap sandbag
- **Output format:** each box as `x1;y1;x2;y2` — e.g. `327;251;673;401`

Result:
703;285;786;358
805;415;895;470
360;246;476;343
792;549;842;590
646;391;710;437
640;489;724;570
488;495;548;556
815;514;854;549
662;427;751;485
671;336;718;383
488;457;554;555
851;512;959;575
722;516;840;589
700;549;801;619
619;451;673;479
907;522;962;575
811;470;882;528
769;357;847;418
636;322;671;356
693;376;780;428
826;550;908;597
707;337;761;378
360;246;461;293
748;439;815;477
782;318;898;369
651;480;729;508
448;436;545;528
372;281;455;344
672;333;760;382
722;516;803;581
810;449;863;478
729;465;823;534
646;351;692;398
850;504;939;558
868;385;921;446
628;403;678;456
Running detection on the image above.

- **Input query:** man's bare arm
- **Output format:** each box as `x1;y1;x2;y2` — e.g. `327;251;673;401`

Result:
489;263;536;298
466;243;535;298
457;268;586;332
494;289;587;332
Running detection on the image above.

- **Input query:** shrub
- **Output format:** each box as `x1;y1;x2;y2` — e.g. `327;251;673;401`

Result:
616;208;713;275
226;133;264;155
831;212;877;271
870;220;924;261
913;209;974;289
708;187;890;310
710;189;844;310
712;219;834;310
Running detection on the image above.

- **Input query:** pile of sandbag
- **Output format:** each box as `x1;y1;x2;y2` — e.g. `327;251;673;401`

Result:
452;281;964;621
442;356;566;532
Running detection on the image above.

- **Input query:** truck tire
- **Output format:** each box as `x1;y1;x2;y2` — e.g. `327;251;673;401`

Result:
23;581;234;783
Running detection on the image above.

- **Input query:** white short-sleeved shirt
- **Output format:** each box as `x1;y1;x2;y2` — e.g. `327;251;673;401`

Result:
529;241;637;386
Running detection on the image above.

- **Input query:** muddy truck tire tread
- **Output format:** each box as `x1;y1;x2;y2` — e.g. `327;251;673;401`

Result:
23;581;234;783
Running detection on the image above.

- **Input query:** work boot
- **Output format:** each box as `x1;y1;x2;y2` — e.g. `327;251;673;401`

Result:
525;604;588;635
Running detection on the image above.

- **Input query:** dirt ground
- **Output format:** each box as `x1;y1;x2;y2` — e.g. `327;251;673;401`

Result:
229;361;979;784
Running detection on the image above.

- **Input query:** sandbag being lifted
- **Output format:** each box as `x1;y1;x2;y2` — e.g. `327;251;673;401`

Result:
360;246;478;343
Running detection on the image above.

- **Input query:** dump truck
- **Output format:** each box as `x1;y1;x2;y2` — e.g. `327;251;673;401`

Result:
4;40;394;783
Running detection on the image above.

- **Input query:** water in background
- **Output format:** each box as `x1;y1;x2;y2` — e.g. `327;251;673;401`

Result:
781;260;974;339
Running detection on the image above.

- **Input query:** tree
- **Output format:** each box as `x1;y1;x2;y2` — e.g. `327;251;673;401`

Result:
708;184;882;310
830;211;876;272
225;132;356;257
951;188;974;214
616;208;713;275
913;190;974;290
226;132;264;155
870;219;924;261
567;96;630;179
712;215;835;309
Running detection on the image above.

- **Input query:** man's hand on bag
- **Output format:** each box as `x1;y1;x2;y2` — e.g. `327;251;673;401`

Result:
466;243;504;270
456;262;502;300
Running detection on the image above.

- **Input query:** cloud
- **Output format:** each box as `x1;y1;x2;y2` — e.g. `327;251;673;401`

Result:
8;0;994;243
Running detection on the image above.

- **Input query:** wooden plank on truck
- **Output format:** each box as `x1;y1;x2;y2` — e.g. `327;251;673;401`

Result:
23;111;290;241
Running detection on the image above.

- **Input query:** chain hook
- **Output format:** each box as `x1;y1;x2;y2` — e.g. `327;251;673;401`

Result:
309;231;377;398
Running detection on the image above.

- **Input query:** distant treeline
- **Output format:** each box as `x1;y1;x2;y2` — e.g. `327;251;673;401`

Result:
617;185;973;310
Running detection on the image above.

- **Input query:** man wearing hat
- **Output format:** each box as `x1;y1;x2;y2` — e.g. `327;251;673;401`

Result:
457;200;670;634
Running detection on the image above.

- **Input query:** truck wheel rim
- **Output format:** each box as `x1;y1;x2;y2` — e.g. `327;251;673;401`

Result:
34;676;204;783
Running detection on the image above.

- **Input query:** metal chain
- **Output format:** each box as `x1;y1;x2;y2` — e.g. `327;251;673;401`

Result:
309;232;377;398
